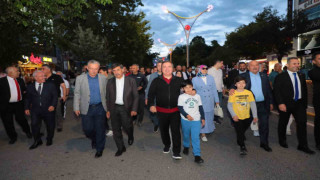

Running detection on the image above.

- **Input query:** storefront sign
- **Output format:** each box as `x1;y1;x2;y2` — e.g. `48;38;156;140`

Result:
43;57;52;62
297;47;320;56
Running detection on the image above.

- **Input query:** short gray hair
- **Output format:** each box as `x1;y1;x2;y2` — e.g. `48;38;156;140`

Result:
5;66;17;74
287;57;299;64
87;60;100;66
33;70;43;77
132;64;139;69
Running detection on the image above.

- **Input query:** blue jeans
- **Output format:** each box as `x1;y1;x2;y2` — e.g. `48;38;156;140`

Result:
181;119;201;156
214;92;223;122
81;103;106;152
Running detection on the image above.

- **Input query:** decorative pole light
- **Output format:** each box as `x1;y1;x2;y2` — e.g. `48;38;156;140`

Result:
158;38;183;63
162;5;214;67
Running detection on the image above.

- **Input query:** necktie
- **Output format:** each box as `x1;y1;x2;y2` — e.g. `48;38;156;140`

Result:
14;79;21;101
293;73;299;101
38;83;42;95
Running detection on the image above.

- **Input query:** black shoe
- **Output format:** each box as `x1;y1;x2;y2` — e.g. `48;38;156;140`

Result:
46;140;53;146
297;146;315;155
57;128;62;132
316;144;320;151
29;140;43;150
40;133;44;137
183;147;189;155
91;141;96;149
279;142;288;148
95;151;103;158
128;137;134;145
172;153;182;160
115;147;126;157
194;156;204;163
153;125;159;133
240;146;247;155
260;144;272;152
8;138;17;145
26;133;32;139
163;146;170;153
244;135;247;141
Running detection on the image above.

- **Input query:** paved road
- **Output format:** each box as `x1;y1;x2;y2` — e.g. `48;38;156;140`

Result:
0;98;319;180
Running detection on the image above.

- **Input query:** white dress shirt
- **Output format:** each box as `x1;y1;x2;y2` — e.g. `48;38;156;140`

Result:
208;67;224;92
7;76;21;102
115;76;125;105
287;70;301;100
35;82;43;95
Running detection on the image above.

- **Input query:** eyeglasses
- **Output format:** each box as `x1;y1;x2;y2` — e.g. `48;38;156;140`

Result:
202;68;208;70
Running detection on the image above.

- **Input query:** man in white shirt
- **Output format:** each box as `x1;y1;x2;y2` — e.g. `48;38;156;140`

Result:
56;71;70;121
0;66;32;144
208;60;225;124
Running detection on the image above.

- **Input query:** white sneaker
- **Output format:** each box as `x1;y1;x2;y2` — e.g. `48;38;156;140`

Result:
286;131;292;136
106;130;113;137
253;130;260;137
201;136;208;142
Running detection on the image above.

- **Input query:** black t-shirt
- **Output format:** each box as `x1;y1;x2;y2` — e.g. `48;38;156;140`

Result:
46;74;64;97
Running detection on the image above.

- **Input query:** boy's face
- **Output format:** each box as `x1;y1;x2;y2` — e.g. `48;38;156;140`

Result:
183;85;193;95
235;80;246;89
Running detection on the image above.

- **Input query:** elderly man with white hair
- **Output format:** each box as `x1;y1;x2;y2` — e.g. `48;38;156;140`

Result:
25;70;58;149
73;60;108;158
0;66;32;144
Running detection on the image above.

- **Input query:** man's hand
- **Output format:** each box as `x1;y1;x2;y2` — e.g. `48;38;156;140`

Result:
150;106;157;113
131;111;137;117
216;102;220;106
137;86;143;91
229;89;235;96
232;115;239;122
201;119;205;127
74;110;80;116
253;117;258;123
186;115;194;121
62;96;67;102
270;104;274;111
191;90;196;96
48;106;55;112
145;99;148;106
106;111;110;119
279;104;287;112
25;110;30;116
222;89;226;95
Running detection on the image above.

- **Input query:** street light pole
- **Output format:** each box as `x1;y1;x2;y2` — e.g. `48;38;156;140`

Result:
157;38;183;63
162;5;213;67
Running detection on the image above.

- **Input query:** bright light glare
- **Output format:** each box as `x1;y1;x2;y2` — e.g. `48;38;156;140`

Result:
161;6;169;13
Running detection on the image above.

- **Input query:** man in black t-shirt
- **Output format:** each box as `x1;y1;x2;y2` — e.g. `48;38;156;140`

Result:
42;65;66;132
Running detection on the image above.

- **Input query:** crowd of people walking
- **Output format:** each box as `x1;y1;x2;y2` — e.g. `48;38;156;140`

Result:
1;52;320;164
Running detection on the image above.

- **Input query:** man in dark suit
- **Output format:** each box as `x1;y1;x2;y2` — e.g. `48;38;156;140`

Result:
25;70;58;149
274;57;315;154
230;60;273;152
106;63;139;157
0;66;32;144
227;62;247;89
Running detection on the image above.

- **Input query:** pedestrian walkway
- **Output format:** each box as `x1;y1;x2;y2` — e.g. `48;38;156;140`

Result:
0;98;319;180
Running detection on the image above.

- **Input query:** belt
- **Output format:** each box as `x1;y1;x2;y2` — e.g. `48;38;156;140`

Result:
89;102;102;107
256;101;265;104
9;101;22;104
115;104;124;106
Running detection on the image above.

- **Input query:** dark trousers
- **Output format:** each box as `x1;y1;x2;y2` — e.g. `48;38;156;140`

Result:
315;103;320;146
157;111;181;154
81;103;106;152
111;105;133;150
278;100;308;147
0;101;31;140
31;108;55;141
257;102;269;145
134;94;145;123
234;118;252;146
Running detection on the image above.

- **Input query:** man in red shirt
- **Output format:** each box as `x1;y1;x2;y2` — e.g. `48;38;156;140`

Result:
148;61;184;160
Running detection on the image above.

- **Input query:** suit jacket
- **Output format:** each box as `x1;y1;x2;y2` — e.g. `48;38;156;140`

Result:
73;74;108;115
25;82;58;112
227;69;239;89
273;71;308;109
106;76;139;114
231;71;273;112
0;76;26;112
